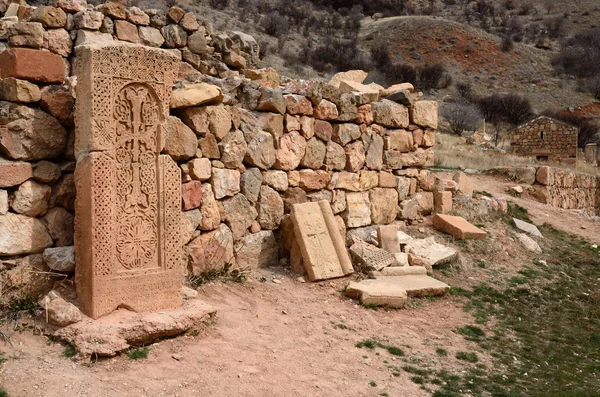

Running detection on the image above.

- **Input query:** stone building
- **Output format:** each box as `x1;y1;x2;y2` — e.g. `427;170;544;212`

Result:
509;116;578;163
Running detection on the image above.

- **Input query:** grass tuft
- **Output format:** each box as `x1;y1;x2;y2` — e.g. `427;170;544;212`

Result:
63;343;77;358
126;347;149;360
456;351;478;363
457;325;486;341
436;348;448;356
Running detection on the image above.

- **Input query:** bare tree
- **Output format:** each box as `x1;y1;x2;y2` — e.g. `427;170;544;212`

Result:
440;101;483;136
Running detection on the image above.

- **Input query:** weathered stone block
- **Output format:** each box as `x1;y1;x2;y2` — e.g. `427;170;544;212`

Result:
369;188;398;225
211;168;240;199
235;230;278;268
0;159;33;188
432;214;487;239
342;191;371;228
0;212;52;255
434;191;452;214
0;48;65;84
372;99;409;128
291;200;353;281
409;101;438;129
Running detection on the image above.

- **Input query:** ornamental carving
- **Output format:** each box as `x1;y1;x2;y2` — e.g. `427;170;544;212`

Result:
74;43;182;319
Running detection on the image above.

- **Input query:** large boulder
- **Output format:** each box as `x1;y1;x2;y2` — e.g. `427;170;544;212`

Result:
0;212;52;255
163;116;197;161
10;180;51;216
0;101;66;160
369;188;398;225
0;77;41;103
244;128;276;170
257;186;284;230
170;83;223;109
42;206;74;246
234;230;278;268
42;246;75;272
187;224;235;275
372;99;409;128
274;132;307;171
222;193;258;240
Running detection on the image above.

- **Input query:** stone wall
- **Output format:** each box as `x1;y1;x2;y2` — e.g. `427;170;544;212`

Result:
509;116;578;163
531;166;600;216
496;165;600;215
0;0;438;304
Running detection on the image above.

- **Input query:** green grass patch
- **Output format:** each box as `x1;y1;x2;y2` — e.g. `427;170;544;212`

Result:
435;348;448;357
332;321;348;330
411;224;600;396
507;202;531;222
456;351;478;363
186;263;246;288
411;375;425;384
356;338;405;357
63;343;77;358
457;325;486;341
0;387;8;397
126;347;149;360
369;381;377;387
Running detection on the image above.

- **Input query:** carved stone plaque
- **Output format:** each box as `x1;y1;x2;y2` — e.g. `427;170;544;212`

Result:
74;43;182;319
291;200;353;281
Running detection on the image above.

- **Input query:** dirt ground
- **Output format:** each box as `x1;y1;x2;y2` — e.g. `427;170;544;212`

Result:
1;271;475;397
2;171;597;397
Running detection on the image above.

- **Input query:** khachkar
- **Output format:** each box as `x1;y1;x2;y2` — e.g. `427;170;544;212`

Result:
74;42;182;319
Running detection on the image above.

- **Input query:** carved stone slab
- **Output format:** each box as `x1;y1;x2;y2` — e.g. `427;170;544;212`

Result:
74;43;182;319
349;239;396;271
291;200;353;281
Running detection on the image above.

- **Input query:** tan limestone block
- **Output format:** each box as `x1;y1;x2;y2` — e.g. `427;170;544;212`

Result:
291;200;353;281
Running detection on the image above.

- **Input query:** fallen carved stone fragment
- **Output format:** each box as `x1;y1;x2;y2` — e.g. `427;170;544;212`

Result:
291;200;353;281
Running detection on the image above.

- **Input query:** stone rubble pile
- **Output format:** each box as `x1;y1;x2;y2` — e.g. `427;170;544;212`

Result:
343;223;452;308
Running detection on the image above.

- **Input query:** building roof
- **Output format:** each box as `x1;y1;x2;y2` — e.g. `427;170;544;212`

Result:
509;115;579;132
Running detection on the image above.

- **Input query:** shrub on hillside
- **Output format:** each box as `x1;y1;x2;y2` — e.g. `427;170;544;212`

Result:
553;28;600;79
500;35;514;52
475;93;533;126
440;101;483;136
308;0;406;16
260;12;288;37
587;77;600;100
209;0;229;10
308;38;371;73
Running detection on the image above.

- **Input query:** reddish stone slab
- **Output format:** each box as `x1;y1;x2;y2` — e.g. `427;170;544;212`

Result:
0;159;33;188
0;48;65;84
432;214;487;240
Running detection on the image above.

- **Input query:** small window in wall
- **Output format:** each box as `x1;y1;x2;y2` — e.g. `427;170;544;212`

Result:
536;156;548;161
540;130;544;139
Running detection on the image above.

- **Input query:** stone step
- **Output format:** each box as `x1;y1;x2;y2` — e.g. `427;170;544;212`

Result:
346;273;450;308
379;266;427;276
346;279;408;308
381;275;450;298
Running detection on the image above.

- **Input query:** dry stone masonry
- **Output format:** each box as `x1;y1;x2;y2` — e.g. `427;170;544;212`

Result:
509;116;578;164
0;0;441;315
74;42;182;319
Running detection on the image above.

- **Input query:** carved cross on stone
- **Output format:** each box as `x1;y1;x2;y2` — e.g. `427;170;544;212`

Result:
74;43;182;319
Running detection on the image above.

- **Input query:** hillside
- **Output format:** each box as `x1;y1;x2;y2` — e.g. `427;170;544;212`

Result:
359;16;592;112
